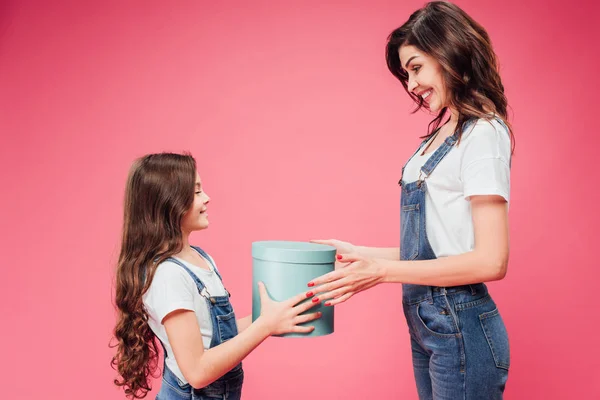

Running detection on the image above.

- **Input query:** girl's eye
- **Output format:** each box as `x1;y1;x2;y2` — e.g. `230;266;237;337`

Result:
413;66;421;73
195;191;202;195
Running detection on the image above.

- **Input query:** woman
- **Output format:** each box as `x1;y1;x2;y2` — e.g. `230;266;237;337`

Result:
309;2;513;398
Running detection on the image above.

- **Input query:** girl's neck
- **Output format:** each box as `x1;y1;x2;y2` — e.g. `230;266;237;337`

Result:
179;231;193;254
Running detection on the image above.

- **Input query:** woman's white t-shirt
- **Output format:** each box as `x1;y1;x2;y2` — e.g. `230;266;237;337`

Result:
143;253;228;383
402;117;511;258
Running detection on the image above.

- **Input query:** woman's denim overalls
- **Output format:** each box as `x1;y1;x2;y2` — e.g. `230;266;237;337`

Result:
156;246;243;400
399;118;510;399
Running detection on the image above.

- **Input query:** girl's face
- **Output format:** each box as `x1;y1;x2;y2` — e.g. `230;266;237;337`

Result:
399;45;449;113
181;172;210;233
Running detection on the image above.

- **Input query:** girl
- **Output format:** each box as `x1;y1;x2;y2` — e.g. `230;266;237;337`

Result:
111;153;321;399
309;2;513;399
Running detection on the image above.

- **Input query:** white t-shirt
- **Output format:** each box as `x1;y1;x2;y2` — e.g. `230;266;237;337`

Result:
402;117;511;258
143;252;228;383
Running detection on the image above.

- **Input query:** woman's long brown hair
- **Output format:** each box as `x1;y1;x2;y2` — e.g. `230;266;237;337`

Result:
385;1;515;152
111;153;197;398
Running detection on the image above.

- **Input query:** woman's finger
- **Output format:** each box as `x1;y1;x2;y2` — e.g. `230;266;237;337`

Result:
319;285;350;302
337;253;362;263
309;239;334;246
308;268;346;287
287;287;316;307
325;292;354;306
294;296;322;314
306;274;349;296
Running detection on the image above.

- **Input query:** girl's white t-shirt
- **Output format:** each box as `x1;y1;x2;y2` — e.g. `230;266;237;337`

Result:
142;253;228;383
402;117;511;258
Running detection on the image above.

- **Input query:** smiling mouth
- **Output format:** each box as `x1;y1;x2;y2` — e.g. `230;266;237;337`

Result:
420;89;432;100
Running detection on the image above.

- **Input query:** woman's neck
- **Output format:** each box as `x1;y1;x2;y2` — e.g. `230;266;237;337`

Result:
448;107;459;123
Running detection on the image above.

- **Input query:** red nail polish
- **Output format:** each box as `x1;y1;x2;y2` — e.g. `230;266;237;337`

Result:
336;254;342;260
325;302;331;306
306;291;313;297
307;282;315;287
312;297;320;303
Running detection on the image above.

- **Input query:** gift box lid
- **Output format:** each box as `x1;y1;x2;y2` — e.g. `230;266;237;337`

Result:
252;241;336;264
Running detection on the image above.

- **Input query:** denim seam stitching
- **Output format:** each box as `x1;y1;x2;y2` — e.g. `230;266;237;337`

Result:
416;302;461;338
401;204;420;260
162;378;191;396
455;294;491;311
445;295;467;374
479;309;510;370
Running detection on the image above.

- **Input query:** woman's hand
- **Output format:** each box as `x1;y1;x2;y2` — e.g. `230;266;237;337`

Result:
310;239;357;258
310;239;359;270
256;282;322;336
306;253;385;306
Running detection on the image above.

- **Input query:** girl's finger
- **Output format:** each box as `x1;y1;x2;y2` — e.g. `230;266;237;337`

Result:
294;311;322;324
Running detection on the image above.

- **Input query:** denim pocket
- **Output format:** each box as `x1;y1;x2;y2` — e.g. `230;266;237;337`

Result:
216;311;237;343
416;301;460;337
400;204;420;260
479;308;510;370
157;378;192;400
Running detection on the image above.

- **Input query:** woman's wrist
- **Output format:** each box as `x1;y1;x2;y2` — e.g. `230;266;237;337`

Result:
373;258;391;284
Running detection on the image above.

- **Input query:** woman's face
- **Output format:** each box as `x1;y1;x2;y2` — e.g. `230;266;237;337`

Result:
181;172;210;233
399;45;449;113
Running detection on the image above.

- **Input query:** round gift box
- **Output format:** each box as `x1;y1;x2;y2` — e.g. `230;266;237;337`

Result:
252;241;335;337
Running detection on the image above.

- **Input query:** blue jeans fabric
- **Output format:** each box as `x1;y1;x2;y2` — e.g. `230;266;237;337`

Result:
156;246;244;400
399;119;510;399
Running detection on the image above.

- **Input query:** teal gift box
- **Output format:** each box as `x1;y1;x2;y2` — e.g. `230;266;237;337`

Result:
251;241;336;337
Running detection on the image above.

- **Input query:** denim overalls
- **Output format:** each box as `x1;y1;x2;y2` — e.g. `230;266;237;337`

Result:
156;246;244;400
399;118;510;400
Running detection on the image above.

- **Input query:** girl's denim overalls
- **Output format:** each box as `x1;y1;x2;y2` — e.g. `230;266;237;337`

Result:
156;246;243;400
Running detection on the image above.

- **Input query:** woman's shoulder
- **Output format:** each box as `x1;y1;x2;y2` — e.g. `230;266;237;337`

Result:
465;116;509;139
457;116;511;162
462;116;509;147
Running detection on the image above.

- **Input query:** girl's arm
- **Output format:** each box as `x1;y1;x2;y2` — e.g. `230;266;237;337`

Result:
309;195;509;305
164;283;320;389
236;315;252;333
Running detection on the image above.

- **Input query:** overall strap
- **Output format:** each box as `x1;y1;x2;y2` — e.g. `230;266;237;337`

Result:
165;256;210;298
419;118;477;179
399;138;429;186
191;246;224;283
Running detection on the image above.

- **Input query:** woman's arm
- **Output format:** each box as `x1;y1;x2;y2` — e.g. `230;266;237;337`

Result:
379;195;509;285
164;283;321;389
311;240;399;261
309;195;509;305
356;246;400;260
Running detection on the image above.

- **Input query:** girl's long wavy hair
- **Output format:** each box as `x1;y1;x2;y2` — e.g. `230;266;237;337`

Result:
385;1;515;151
111;152;197;399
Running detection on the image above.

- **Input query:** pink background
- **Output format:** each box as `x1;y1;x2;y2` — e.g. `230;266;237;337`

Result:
1;0;598;398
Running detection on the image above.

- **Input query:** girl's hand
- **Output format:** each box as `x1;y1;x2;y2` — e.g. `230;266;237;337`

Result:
306;253;384;306
257;282;322;336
